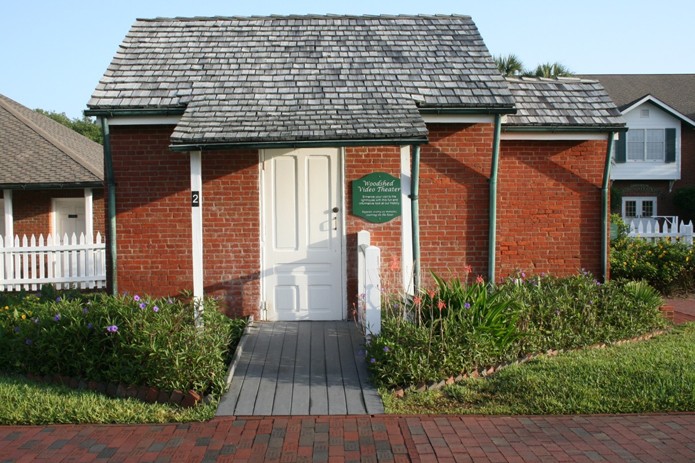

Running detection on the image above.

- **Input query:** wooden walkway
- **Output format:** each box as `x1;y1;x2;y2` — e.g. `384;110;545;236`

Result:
216;321;384;416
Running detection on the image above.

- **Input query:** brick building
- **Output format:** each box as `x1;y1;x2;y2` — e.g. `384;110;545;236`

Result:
0;94;104;245
87;15;624;319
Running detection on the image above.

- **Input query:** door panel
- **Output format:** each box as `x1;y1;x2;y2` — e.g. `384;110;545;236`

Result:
263;148;343;321
53;198;86;243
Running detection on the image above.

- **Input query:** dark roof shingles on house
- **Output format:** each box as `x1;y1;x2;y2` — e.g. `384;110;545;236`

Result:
504;77;624;128
88;15;515;145
0;94;103;187
580;74;695;120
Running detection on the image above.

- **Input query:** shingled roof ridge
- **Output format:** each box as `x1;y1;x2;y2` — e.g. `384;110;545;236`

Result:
505;76;601;84
136;13;473;22
0;95;103;179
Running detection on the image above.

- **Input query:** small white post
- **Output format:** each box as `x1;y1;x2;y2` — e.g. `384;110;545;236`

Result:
400;146;414;296
84;188;94;241
364;245;381;337
2;190;12;286
357;230;370;326
190;151;204;324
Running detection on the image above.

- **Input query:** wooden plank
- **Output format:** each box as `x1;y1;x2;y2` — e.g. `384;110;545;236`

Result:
233;322;274;415
337;322;367;414
325;322;348;415
273;322;297;415
349;322;385;415
253;322;286;415
309;322;328;415
216;322;260;416
291;322;311;415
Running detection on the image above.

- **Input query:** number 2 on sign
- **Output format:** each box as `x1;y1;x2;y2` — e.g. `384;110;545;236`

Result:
192;191;200;207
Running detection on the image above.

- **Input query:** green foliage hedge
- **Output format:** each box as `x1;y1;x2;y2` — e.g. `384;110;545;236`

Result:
367;272;667;389
610;214;695;294
0;289;246;397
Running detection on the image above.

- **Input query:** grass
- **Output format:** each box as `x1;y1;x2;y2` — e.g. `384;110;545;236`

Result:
383;322;695;415
0;374;217;425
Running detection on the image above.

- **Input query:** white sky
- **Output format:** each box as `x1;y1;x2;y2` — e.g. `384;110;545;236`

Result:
2;0;693;118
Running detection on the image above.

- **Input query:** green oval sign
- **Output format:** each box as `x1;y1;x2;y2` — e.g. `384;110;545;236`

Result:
352;172;401;223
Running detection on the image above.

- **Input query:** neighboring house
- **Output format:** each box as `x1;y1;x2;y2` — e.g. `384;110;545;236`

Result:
581;74;695;223
0;93;105;243
86;15;624;320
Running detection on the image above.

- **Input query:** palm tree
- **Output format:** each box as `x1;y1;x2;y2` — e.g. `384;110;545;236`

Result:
531;62;573;78
494;54;525;77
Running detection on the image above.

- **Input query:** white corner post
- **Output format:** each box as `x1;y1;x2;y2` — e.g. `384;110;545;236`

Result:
400;146;414;296
190;151;204;323
83;188;94;241
2;189;12;240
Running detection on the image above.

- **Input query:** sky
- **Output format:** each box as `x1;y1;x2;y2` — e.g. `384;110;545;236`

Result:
1;0;693;119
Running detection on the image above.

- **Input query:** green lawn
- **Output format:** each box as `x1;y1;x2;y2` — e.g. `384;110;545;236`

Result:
383;322;695;415
0;375;217;425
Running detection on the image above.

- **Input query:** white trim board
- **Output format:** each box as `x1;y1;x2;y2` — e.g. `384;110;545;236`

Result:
501;132;610;141
423;114;495;124
105;115;181;126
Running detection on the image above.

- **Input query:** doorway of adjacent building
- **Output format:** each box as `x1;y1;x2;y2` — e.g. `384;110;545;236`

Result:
261;148;345;321
52;198;86;243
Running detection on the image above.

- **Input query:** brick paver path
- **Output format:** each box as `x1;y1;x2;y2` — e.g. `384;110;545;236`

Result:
1;414;693;462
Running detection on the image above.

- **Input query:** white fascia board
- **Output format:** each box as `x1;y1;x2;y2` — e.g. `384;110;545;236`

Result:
622;95;695;127
501;132;609;141
423;114;495;124
106;115;181;126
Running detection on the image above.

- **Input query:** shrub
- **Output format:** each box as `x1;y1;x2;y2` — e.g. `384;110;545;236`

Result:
366;272;667;389
0;291;246;397
610;214;695;294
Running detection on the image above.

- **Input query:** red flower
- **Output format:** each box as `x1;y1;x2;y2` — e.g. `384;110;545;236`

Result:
413;296;422;306
427;289;435;299
437;300;446;311
475;275;485;285
464;264;472;275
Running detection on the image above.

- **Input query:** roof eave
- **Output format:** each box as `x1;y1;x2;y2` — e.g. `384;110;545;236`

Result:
419;106;516;116
169;136;429;152
502;125;627;133
0;181;104;190
84;108;187;117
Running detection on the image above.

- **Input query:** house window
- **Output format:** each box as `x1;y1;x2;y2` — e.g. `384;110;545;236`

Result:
622;196;657;219
627;129;665;162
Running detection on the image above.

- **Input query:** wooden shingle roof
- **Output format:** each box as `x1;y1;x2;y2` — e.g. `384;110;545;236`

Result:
0;94;103;187
88;15;515;146
504;77;625;129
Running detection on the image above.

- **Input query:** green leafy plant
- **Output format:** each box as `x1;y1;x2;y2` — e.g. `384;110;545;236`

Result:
366;271;667;390
0;290;246;397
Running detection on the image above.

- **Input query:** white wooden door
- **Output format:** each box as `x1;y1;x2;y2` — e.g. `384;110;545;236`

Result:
53;198;86;242
262;148;344;320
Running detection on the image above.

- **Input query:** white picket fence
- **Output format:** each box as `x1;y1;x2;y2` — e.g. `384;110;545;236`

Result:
357;230;381;337
0;233;106;291
627;217;694;244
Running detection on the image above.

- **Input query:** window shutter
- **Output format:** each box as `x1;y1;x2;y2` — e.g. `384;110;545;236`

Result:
665;128;676;163
614;133;626;163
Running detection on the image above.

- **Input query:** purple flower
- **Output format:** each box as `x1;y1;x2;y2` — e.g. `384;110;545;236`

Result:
82;307;89;314
139;302;146;310
55;297;62;302
133;295;141;302
464;302;471;310
87;323;94;330
53;313;61;322
25;338;32;345
370;358;376;364
13;326;20;333
153;305;159;313
383;346;390;352
106;325;118;333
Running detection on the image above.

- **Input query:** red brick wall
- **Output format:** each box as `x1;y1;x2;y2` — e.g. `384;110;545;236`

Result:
345;146;403;315
419;124;494;284
108;123;607;318
497;139;606;279
1;189;104;239
109;125;260;317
